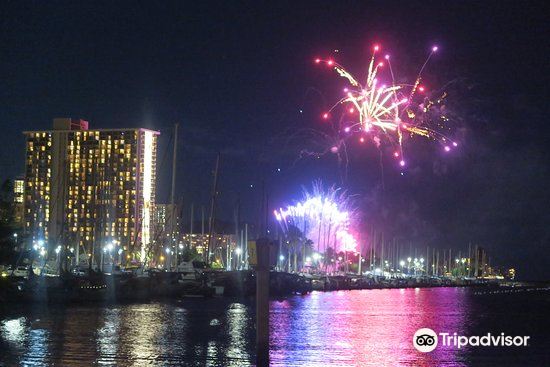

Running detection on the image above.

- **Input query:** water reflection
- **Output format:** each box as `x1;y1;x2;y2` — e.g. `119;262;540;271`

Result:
1;315;51;366
270;288;471;366
97;308;120;365
124;305;165;364
2;317;26;343
0;288;547;366
24;328;49;366
225;303;251;365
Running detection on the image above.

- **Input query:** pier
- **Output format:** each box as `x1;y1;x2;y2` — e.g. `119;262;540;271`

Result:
0;267;516;307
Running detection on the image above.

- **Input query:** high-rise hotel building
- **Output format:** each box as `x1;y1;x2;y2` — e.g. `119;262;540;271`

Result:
13;177;25;227
23;118;159;262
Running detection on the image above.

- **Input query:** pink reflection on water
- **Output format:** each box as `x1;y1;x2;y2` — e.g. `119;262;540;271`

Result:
270;288;470;366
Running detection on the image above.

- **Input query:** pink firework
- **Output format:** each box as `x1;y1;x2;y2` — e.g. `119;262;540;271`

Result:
315;43;458;166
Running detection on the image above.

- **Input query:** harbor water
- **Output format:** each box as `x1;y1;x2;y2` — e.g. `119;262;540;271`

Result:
1;287;548;366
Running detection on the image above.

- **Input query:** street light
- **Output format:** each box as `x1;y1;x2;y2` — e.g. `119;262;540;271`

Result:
234;248;243;270
413;259;419;276
12;233;18;251
101;243;113;272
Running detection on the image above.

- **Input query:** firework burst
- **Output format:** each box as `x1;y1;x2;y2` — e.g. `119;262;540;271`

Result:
315;44;458;167
274;181;357;253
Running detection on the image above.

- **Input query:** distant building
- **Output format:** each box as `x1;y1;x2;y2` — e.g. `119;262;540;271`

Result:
13;177;24;227
23;118;159;262
151;203;180;248
151;204;168;241
181;232;236;258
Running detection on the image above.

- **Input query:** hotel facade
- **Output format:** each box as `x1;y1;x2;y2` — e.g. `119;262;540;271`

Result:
13;177;25;227
23;118;159;262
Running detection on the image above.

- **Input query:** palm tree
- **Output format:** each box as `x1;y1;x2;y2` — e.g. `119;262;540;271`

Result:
324;246;336;273
285;225;303;273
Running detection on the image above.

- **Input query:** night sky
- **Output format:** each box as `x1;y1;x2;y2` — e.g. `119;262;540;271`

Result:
1;1;548;279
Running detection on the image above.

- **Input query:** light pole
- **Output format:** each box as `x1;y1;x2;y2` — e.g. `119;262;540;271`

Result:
39;247;46;273
399;260;405;276
55;245;62;272
312;252;321;272
30;240;44;274
165;247;172;271
407;257;412;275
101;247;105;272
235;247;242;270
111;240;119;265
10;233;22;276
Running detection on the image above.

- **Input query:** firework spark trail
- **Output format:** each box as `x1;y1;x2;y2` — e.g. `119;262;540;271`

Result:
315;44;458;167
274;181;357;253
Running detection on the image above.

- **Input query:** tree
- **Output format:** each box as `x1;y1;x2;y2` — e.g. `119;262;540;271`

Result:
325;246;336;272
285;225;303;273
181;247;199;262
0;179;14;227
0;179;17;264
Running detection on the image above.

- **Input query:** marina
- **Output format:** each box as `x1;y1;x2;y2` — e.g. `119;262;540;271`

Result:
0;264;529;307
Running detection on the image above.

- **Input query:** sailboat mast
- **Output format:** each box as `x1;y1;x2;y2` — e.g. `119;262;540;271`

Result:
170;123;178;269
189;203;193;250
170;123;178;205
233;197;240;271
206;154;220;267
201;206;205;239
